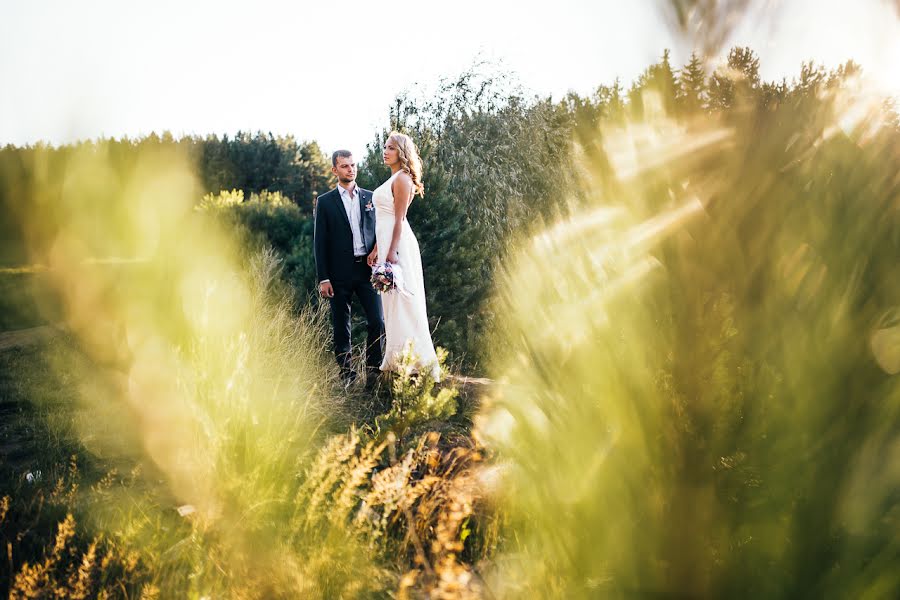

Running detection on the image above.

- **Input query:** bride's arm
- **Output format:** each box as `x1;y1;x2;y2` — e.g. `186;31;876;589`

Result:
386;174;413;263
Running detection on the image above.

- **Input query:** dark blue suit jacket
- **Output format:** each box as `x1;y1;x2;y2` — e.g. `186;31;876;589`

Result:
314;186;376;284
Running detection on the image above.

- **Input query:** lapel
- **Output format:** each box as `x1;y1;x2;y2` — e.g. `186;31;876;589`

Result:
357;189;368;230
332;187;351;230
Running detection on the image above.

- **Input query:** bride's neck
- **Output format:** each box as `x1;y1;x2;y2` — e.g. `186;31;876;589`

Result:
389;164;402;175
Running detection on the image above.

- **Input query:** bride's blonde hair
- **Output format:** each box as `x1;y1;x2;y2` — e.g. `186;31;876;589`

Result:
387;131;425;198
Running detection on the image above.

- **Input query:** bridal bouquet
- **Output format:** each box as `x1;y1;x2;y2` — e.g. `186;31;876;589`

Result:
371;262;411;295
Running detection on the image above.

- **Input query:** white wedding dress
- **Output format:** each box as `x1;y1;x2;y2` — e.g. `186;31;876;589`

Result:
373;170;441;381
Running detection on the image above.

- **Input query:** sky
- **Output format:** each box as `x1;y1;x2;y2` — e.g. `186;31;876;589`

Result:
2;0;898;157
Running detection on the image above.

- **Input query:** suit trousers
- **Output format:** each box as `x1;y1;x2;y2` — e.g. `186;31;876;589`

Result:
329;260;385;382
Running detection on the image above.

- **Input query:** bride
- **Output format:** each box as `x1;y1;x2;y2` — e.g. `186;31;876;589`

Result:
367;131;441;381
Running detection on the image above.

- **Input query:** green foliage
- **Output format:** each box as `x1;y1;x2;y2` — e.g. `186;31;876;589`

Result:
198;132;333;211
708;46;761;111
628;49;679;118
0;340;168;597
295;352;488;598
479;49;900;598
1;317;478;597
2;469;155;598
199;189;319;300
374;345;458;445
1;249;384;598
677;51;707;113
0;132;332;266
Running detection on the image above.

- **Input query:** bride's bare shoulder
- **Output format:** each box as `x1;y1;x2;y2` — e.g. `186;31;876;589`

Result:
391;171;413;191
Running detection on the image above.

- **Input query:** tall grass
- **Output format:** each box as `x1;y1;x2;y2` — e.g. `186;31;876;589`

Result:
477;68;900;596
0;140;396;596
3;302;480;597
3;249;405;597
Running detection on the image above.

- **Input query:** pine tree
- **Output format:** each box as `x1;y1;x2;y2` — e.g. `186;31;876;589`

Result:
708;46;760;111
628;50;679;118
657;48;679;114
678;52;707;115
596;78;626;123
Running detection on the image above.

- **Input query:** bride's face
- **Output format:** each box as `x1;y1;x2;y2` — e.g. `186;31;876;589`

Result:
383;141;400;166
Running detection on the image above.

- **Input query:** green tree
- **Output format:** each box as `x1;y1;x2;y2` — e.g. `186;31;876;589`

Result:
677;51;707;114
708;46;760;111
197;132;332;208
628;49;679;118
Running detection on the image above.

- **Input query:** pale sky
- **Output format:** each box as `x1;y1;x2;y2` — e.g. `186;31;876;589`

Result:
2;0;898;157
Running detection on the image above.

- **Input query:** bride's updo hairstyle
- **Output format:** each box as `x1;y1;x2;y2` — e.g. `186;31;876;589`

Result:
387;131;425;198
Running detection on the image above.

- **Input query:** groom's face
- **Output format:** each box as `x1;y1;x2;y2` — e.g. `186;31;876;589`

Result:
333;156;357;185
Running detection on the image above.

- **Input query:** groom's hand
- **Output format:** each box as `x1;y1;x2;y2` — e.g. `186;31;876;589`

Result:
319;281;334;298
367;247;378;267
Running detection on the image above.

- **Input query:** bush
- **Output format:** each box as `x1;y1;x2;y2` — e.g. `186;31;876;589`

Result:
200;189;319;300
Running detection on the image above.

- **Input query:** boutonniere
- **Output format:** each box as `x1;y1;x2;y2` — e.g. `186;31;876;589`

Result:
364;201;374;211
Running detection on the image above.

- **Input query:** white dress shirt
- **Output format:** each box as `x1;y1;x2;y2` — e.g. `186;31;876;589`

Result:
338;184;367;257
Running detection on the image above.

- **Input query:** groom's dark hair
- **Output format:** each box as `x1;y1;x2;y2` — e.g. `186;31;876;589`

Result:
332;149;352;166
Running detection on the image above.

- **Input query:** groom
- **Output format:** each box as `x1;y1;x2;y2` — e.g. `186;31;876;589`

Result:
314;150;384;387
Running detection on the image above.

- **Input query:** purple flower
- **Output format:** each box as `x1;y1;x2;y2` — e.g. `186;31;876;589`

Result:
370;262;396;293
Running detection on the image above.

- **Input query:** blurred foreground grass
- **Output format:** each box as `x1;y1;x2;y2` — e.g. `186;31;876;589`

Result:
477;68;900;597
0;257;485;598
